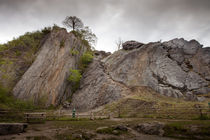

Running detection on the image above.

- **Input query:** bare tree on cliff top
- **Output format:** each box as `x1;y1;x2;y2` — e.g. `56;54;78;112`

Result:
62;16;84;31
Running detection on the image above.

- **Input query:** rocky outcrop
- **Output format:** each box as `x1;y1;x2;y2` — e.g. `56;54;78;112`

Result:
122;40;144;50
70;51;131;111
70;38;210;111
0;123;28;135
13;29;88;106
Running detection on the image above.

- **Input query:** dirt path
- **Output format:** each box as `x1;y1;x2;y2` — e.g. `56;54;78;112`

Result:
0;127;174;140
0;120;176;140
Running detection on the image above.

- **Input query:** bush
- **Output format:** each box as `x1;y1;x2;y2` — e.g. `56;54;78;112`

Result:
41;27;52;35
69;49;79;56
68;69;82;93
0;86;11;104
0;85;37;110
60;39;65;48
79;51;93;72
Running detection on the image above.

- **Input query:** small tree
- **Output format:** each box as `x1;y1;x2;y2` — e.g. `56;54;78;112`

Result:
62;16;84;31
79;26;97;49
115;37;123;51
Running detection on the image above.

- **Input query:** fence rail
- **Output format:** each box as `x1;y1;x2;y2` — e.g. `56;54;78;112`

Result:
0;106;210;121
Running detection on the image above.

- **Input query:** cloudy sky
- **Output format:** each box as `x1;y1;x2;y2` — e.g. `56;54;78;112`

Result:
0;0;210;52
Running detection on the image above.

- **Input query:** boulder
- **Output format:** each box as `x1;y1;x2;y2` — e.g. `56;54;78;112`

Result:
185;92;197;101
183;40;202;55
122;40;144;50
62;101;71;108
185;71;208;90
112;124;128;131
193;87;210;95
0;123;28;135
134;122;165;136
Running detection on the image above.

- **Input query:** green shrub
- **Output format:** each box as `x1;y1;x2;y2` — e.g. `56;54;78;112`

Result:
13;99;35;110
196;114;210;120
0;85;36;110
60;39;65;48
79;51;93;72
0;86;11;104
69;49;79;56
52;24;61;31
71;30;82;38
15;50;21;56
68;69;82;93
41;27;52;35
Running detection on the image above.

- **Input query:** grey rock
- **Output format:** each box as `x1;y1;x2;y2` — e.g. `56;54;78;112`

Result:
185;71;208;90
12;34;210;109
62;101;71;108
70;38;209;110
96;126;109;132
122;40;144;50
193;87;210;95
94;50;111;60
0;123;28;135
69;59;130;111
150;47;187;89
113;124;128;131
72;134;82;139
168;48;185;64
13;29;87;106
185;92;197;101
181;63;190;72
197;96;206;102
190;47;210;80
134;122;165;136
158;85;183;98
163;38;186;49
183;40;202;55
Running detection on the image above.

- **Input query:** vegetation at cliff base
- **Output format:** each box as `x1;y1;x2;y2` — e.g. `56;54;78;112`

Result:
0;84;35;110
0;27;53;110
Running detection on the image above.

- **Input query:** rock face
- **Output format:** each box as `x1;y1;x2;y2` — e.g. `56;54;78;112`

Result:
13;29;88;106
0;123;28;135
70;51;131;111
122;40;144;50
70;38;210;111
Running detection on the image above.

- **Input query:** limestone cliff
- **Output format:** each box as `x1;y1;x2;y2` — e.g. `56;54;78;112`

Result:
70;38;210;111
13;28;88;106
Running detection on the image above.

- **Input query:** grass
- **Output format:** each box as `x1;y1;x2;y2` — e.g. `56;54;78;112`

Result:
24;118;210;140
163;121;210;139
97;86;210;119
26;136;51;140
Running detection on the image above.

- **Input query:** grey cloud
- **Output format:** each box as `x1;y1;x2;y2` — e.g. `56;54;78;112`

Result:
0;0;210;52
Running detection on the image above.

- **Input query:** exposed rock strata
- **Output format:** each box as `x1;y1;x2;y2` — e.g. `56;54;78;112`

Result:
71;38;210;111
70;51;131;111
13;29;87;106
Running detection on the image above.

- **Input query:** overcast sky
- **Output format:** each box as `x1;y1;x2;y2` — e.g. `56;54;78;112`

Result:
0;0;210;52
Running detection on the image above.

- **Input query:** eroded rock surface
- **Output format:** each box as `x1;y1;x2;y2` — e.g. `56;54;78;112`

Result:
122;40;144;50
70;51;131;111
13;29;87;106
71;38;210;111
